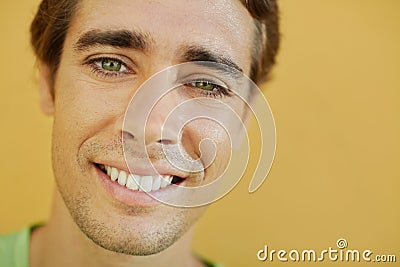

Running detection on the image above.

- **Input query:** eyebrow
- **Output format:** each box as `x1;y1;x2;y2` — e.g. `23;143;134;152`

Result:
74;29;153;52
74;29;244;78
180;45;244;78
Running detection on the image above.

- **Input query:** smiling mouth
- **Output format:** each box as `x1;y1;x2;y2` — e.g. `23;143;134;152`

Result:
96;164;184;193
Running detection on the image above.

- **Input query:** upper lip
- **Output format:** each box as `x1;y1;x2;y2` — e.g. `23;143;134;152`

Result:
94;159;189;179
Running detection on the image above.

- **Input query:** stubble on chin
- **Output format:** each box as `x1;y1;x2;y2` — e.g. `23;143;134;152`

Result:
52;136;205;256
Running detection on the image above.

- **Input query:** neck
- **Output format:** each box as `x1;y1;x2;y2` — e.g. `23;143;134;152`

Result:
30;187;202;267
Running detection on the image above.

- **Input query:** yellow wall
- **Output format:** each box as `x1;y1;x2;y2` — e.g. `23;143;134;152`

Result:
1;1;399;266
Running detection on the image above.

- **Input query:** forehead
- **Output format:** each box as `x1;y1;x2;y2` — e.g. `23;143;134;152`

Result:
68;0;255;72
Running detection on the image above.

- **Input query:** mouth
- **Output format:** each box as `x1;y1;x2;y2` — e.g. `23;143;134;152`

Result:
95;163;185;193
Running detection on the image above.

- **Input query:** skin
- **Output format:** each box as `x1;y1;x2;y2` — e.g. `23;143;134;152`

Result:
31;0;256;266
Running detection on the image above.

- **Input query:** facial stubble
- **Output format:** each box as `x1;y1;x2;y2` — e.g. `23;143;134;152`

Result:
52;135;204;256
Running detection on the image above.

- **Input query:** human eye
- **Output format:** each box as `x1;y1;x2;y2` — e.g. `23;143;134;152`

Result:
186;79;232;98
83;56;135;79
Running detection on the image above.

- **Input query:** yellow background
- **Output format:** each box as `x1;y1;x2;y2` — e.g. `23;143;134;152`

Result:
0;1;399;266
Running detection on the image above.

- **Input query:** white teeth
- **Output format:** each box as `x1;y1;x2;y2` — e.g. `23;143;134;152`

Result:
110;167;118;181
126;174;139;190
133;175;142;188
106;166;111;176
160;175;170;188
117;171;127;186
152;176;162;191
101;165;174;192
140;176;153;192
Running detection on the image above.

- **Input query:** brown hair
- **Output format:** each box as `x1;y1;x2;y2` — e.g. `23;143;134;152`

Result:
30;0;279;85
240;0;280;84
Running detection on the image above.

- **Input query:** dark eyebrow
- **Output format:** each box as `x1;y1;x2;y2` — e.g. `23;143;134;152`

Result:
180;45;244;78
74;29;153;52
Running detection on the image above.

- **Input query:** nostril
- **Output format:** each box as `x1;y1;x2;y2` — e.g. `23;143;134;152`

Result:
122;131;135;140
157;139;174;145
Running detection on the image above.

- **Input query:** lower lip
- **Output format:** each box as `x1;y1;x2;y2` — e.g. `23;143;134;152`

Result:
94;164;181;207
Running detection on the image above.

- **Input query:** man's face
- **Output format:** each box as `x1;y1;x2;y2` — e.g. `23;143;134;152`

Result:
50;0;255;255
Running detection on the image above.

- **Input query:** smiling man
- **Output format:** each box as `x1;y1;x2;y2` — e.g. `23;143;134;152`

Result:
0;0;279;266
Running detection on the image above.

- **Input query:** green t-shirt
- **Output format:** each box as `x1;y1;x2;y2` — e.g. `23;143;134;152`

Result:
0;227;221;267
0;228;30;267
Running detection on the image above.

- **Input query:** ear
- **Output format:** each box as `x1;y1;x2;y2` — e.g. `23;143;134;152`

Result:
38;62;55;115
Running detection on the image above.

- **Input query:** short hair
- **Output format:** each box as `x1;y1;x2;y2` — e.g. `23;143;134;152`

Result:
30;0;280;86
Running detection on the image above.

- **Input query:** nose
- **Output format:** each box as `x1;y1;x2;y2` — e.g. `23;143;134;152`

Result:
121;88;181;147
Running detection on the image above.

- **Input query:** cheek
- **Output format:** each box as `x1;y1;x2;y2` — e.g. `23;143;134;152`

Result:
182;119;231;181
53;65;135;147
51;65;137;187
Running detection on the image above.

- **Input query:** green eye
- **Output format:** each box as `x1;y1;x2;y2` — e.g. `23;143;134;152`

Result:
101;59;122;71
193;81;217;91
187;80;231;98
